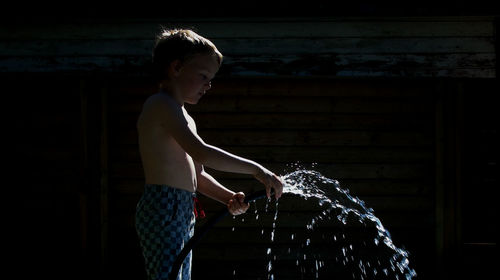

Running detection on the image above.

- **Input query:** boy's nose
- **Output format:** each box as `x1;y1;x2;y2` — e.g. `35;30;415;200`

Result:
205;81;212;90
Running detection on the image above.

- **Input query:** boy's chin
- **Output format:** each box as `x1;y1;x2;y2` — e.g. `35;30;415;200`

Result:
185;99;200;105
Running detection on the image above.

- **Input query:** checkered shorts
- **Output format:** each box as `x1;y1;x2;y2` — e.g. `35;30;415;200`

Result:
135;184;196;280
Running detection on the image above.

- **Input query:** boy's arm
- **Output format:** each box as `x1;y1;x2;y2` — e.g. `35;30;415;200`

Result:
195;161;234;204
195;162;249;215
155;94;283;198
157;95;261;175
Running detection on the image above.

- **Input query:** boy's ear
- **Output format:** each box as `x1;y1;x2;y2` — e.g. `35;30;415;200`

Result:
168;59;182;78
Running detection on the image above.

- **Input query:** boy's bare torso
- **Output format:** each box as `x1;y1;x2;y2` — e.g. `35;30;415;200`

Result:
137;92;198;193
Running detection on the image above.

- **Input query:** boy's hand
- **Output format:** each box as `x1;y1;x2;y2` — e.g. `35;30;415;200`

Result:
227;192;250;216
254;166;284;200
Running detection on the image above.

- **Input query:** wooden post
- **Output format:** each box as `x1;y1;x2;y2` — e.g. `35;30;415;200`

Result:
434;81;445;278
79;78;89;258
496;16;499;77
100;84;109;270
435;80;465;279
454;80;464;262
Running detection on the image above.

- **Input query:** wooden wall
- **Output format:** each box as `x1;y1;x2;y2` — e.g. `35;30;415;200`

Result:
104;77;437;279
0;17;496;78
3;16;497;280
7;74;496;280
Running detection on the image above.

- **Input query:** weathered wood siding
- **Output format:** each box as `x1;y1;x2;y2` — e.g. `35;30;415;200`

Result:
3;17;496;280
0;17;496;78
104;77;439;279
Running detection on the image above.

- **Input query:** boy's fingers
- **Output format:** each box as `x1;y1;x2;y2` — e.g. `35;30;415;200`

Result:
227;199;234;210
237;200;249;210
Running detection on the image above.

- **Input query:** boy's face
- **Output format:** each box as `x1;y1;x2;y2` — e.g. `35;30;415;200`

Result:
172;53;220;105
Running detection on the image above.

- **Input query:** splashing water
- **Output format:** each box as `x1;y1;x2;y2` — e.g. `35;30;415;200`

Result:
230;167;416;279
281;168;417;280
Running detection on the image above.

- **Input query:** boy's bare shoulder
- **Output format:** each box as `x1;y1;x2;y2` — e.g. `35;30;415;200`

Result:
140;92;190;132
143;92;171;107
142;93;180;114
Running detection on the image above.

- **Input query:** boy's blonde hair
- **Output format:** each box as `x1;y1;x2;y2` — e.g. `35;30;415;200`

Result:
152;28;223;82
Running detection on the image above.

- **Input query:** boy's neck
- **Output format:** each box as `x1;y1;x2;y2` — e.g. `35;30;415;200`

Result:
159;85;184;107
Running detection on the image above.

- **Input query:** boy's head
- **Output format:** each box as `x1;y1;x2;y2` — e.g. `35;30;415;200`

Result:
152;28;223;83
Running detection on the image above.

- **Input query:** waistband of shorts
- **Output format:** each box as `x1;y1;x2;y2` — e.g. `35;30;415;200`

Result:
144;184;196;196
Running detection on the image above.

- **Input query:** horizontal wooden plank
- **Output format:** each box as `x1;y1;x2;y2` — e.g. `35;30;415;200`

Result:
1;37;494;56
111;177;432;196
110;222;433;250
112;96;435;114
2;55;494;77
111;188;434;216
1;19;494;40
191;259;421;280
220;53;496;77
191;225;433;245
112;195;433;229
0;56;148;73
109;162;432;180
110;77;437;97
110;145;434;164
191;255;426;280
198;193;434;214
191;243;420;262
113;129;434;146
200;130;434;146
212;78;426;97
215;163;434;180
113;112;434;130
217;38;496;55
194;237;425;259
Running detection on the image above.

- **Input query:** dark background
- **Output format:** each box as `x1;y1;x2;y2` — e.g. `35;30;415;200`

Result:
3;2;498;280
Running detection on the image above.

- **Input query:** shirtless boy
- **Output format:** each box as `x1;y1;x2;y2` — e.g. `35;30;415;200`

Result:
135;29;284;280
